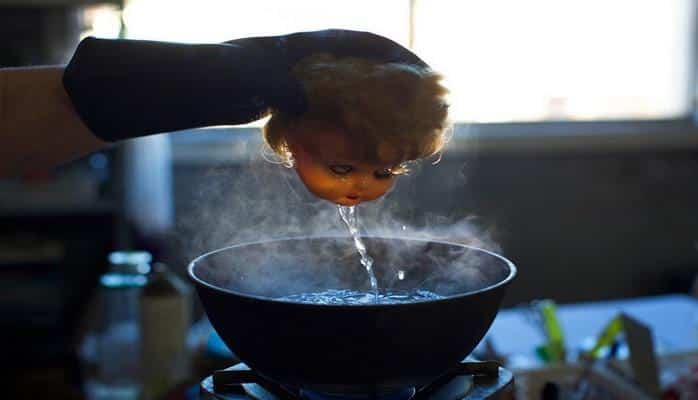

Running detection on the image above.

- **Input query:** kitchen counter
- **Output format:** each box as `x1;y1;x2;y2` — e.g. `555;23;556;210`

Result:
483;294;698;368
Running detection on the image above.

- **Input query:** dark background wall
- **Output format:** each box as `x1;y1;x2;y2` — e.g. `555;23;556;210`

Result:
445;149;698;305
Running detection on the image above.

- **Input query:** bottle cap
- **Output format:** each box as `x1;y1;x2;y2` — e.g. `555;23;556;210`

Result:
108;251;152;274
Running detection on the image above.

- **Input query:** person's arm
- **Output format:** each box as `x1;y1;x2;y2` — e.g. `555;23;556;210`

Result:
0;66;106;178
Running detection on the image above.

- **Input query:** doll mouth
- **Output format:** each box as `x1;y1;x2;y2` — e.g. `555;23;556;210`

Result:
338;195;362;205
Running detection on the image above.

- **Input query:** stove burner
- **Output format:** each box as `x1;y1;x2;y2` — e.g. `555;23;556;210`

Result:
200;361;513;400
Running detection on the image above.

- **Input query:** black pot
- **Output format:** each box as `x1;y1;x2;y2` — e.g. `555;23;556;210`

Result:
188;236;516;395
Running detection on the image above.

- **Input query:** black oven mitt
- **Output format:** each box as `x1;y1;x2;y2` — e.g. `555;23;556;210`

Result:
62;29;427;142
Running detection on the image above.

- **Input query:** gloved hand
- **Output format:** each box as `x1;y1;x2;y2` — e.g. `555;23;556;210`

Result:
63;29;426;142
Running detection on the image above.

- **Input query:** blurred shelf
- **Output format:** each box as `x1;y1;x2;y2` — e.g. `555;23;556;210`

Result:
0;165;115;216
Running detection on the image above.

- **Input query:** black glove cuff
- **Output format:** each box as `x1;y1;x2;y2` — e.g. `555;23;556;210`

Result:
63;37;284;141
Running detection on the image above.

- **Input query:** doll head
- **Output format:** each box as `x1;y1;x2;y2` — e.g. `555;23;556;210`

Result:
263;54;450;205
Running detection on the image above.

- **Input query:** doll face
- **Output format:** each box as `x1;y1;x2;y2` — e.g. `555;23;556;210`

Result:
288;128;400;206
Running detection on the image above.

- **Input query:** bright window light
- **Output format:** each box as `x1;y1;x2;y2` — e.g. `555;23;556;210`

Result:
122;0;409;46
414;0;695;122
118;0;694;123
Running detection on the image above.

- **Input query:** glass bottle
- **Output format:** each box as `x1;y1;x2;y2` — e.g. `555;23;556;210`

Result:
88;251;150;400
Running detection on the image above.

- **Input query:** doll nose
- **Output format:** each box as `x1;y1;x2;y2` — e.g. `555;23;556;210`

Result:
354;175;370;191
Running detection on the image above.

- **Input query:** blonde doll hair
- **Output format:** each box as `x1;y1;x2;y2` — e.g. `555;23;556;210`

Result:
262;54;450;170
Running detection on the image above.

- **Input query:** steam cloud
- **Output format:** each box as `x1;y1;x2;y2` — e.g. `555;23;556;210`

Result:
179;134;504;298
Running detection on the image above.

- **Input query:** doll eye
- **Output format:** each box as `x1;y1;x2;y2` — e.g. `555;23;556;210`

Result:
329;165;354;175
374;168;394;179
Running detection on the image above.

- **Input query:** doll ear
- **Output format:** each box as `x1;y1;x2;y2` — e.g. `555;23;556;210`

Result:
283;154;295;169
284;139;307;169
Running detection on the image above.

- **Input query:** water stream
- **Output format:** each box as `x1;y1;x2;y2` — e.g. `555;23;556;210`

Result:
337;205;379;301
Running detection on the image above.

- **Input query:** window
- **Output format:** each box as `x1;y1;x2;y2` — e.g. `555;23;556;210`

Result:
414;0;695;123
85;0;696;124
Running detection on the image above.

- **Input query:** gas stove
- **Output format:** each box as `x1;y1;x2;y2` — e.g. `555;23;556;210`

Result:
200;360;513;400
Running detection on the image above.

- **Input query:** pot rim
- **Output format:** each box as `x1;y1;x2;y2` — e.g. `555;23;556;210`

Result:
187;235;517;308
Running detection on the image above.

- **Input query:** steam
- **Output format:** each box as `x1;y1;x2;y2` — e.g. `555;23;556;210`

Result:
178;134;503;298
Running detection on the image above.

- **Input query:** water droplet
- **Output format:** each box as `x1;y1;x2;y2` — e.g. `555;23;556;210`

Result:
398;270;405;280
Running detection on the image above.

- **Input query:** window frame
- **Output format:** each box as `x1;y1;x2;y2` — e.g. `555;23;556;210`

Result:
171;117;698;167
